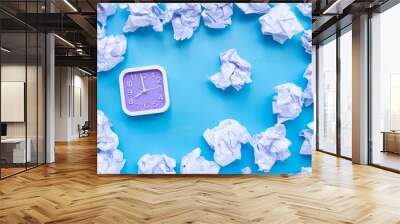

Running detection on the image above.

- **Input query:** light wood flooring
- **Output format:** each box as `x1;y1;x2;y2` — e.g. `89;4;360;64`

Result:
1;167;26;178
0;135;400;223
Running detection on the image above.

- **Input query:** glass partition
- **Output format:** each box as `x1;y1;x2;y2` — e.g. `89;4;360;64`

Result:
0;1;46;179
370;4;400;171
1;31;28;177
317;36;337;155
38;32;45;165
339;28;353;158
27;31;38;169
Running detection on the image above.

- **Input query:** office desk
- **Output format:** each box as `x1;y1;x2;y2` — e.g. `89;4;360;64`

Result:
382;131;400;155
1;138;31;163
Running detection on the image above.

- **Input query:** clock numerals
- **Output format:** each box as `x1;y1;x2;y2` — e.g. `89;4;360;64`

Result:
128;101;162;111
127;88;133;95
128;97;134;105
134;103;143;110
127;80;133;87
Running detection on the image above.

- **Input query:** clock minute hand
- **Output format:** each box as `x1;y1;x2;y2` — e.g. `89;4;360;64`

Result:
140;75;146;92
145;86;160;92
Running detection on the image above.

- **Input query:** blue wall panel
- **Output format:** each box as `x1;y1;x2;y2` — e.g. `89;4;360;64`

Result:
98;4;312;174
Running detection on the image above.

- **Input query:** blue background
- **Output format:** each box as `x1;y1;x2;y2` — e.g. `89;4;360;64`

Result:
98;4;312;174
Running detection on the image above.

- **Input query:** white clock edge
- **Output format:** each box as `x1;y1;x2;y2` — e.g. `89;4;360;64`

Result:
119;65;170;116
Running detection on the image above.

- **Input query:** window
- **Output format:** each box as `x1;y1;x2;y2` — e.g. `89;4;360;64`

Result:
339;28;352;158
370;3;400;171
318;36;337;154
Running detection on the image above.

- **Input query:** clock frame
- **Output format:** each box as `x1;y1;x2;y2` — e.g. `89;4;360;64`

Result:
119;65;170;116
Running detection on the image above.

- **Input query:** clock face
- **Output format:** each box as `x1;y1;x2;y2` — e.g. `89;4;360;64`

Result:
119;66;170;116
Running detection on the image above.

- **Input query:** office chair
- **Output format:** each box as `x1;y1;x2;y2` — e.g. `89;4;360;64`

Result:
79;121;90;138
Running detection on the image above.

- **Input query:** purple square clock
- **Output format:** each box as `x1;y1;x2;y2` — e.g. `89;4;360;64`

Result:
119;65;170;116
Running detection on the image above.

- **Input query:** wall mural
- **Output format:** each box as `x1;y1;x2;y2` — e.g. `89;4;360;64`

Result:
97;3;313;175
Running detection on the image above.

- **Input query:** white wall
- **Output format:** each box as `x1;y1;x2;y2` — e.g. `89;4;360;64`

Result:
1;65;26;139
1;82;25;122
1;65;39;138
54;67;89;141
55;66;69;141
72;73;89;138
1;63;46;163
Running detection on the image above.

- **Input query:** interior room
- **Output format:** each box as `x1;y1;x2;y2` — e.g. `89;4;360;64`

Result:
370;3;400;171
0;21;46;178
0;0;96;179
54;66;93;142
0;0;399;223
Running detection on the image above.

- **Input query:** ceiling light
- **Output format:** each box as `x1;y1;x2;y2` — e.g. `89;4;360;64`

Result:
1;47;11;53
323;0;354;15
63;0;78;12
76;48;85;55
54;34;75;48
78;67;93;76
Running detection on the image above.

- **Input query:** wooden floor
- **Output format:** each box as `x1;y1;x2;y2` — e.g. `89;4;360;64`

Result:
1;167;26;178
1;136;400;224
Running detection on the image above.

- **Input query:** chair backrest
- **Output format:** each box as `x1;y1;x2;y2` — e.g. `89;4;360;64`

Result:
82;121;90;129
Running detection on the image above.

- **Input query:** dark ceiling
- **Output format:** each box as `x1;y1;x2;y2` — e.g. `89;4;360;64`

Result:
312;0;391;43
1;0;395;73
0;0;99;73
